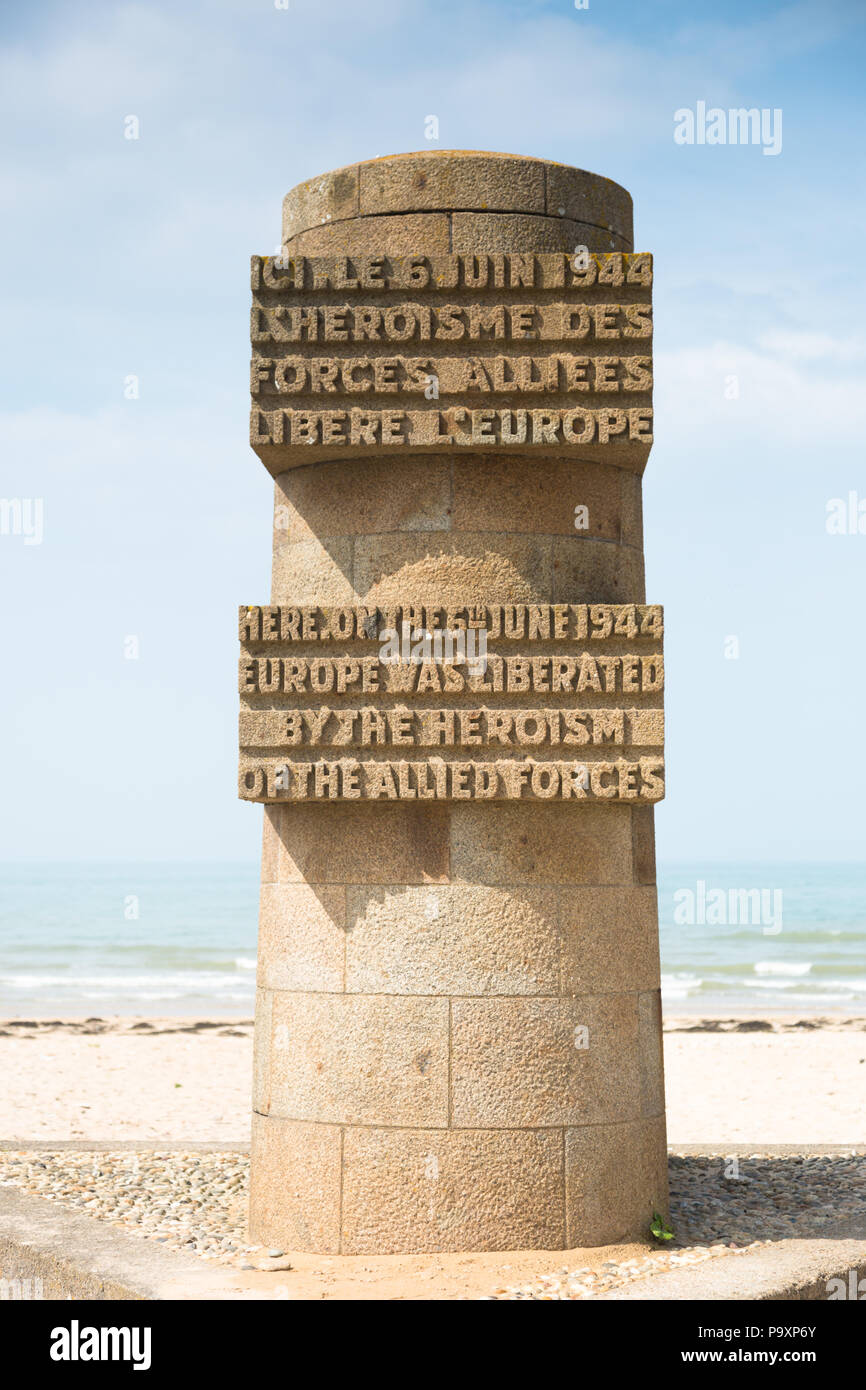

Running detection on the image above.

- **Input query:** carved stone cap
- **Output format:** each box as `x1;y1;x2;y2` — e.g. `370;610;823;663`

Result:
282;151;633;250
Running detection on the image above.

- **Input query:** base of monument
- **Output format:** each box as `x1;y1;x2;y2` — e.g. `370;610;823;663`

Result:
4;1176;860;1302
249;1111;668;1255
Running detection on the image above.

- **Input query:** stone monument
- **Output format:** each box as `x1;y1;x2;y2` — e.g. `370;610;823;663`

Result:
239;151;668;1254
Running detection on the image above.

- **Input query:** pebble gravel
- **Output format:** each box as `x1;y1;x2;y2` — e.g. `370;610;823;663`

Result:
1;1149;862;1294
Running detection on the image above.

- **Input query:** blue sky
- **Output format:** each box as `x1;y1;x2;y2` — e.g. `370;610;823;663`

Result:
1;0;864;862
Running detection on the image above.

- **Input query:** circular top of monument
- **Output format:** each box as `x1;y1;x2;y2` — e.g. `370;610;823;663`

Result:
282;150;633;247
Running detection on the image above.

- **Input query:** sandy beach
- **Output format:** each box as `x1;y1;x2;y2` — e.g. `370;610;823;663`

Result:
1;1015;864;1145
2;1015;864;1301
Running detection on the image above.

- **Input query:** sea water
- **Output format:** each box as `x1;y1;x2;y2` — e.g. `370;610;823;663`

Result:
0;860;864;1017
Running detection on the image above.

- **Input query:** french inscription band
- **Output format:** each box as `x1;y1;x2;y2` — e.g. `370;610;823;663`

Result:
241;152;669;1254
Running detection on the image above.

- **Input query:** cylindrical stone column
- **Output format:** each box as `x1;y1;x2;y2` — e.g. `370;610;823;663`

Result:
242;151;668;1254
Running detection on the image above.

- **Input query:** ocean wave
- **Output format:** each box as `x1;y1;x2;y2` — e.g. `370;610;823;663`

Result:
769;991;859;1004
743;978;799;990
753;961;812;976
0;972;254;992
661;973;703;999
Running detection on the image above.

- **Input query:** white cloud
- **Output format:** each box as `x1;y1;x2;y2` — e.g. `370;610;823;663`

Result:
655;338;866;449
756;330;865;362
